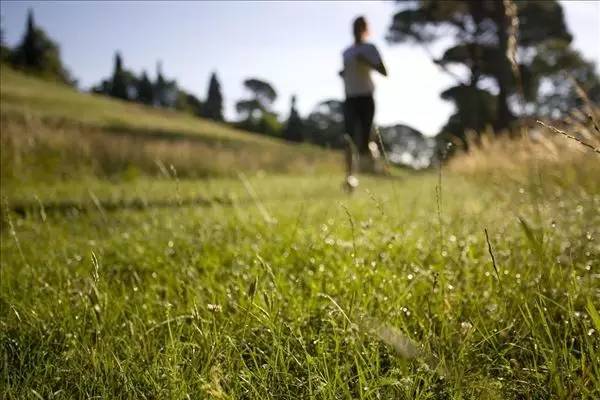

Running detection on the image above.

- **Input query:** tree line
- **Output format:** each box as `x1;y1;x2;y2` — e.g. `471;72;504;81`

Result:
0;9;342;148
2;3;599;155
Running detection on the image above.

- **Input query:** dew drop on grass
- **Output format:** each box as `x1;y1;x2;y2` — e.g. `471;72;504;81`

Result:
407;274;414;280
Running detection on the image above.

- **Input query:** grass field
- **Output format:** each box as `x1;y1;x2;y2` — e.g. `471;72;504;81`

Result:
2;68;600;399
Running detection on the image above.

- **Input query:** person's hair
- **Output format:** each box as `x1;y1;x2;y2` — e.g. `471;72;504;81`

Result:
353;16;368;43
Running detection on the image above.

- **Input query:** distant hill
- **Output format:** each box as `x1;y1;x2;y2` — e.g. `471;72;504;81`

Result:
0;66;342;183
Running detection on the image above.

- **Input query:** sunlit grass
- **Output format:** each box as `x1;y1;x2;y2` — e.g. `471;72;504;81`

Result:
2;168;599;398
1;68;599;399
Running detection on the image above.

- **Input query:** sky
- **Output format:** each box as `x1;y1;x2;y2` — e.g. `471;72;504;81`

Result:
1;1;599;135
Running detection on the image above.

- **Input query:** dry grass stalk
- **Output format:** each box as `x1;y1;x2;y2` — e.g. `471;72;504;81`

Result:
537;120;600;154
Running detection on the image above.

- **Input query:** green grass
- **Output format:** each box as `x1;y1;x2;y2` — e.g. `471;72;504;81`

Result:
0;65;341;183
1;69;600;399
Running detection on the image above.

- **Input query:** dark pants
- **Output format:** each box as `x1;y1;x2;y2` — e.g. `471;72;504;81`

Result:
344;95;375;155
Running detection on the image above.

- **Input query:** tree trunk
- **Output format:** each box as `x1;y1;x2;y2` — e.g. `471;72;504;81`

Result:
493;0;515;133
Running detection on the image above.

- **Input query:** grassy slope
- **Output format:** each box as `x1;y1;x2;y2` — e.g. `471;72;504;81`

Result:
0;66;341;184
1;69;600;399
1;66;271;144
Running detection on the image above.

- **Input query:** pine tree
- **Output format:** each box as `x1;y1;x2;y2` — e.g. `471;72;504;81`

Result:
136;70;154;105
109;52;128;100
153;61;178;108
11;9;72;84
203;72;224;121
283;95;304;142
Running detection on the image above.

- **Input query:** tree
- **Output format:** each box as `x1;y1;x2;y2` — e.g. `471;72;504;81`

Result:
175;89;203;116
235;78;280;136
243;78;277;110
11;9;73;84
305;99;345;148
154;61;177;108
0;16;11;62
136;70;154;105
202;72;224;121
235;99;262;121
526;40;600;118
283;95;304;142
236;78;277;119
387;0;597;144
110;52;129;100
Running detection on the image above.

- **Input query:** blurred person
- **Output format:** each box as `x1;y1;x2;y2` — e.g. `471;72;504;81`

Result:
340;16;387;191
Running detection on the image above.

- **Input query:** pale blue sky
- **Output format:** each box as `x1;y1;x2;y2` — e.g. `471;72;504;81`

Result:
2;1;599;135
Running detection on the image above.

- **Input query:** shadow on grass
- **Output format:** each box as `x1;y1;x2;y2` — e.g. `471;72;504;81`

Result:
101;122;253;150
8;195;232;218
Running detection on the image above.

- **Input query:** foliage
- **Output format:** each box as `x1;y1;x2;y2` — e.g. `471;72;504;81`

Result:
109;52;132;100
176;90;203;117
136;70;154;105
283;95;305;142
387;0;600;144
236;77;282;137
92;57;204;117
202;72;224;121
9;9;73;85
243;78;277;109
0;17;11;62
304;99;345;148
154;61;178;108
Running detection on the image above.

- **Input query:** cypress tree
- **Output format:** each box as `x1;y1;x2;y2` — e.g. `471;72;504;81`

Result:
203;72;224;121
109;52;128;100
283;95;304;142
11;9;72;84
136;70;154;105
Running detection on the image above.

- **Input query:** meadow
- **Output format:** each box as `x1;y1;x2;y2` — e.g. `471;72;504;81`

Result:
1;68;599;399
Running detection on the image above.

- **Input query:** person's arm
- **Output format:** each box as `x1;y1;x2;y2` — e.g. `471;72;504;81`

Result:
373;61;387;76
358;45;388;76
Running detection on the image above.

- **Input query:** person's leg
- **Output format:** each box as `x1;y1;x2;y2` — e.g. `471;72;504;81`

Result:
343;98;359;190
361;96;375;152
355;96;375;172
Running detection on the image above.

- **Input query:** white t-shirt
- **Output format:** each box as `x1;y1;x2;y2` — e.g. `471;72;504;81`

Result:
342;43;383;97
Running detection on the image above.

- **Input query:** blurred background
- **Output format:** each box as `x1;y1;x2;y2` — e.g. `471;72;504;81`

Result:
1;0;599;175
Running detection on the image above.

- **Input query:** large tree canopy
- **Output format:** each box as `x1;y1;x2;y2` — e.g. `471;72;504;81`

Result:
242;78;277;111
387;0;599;145
235;77;281;136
